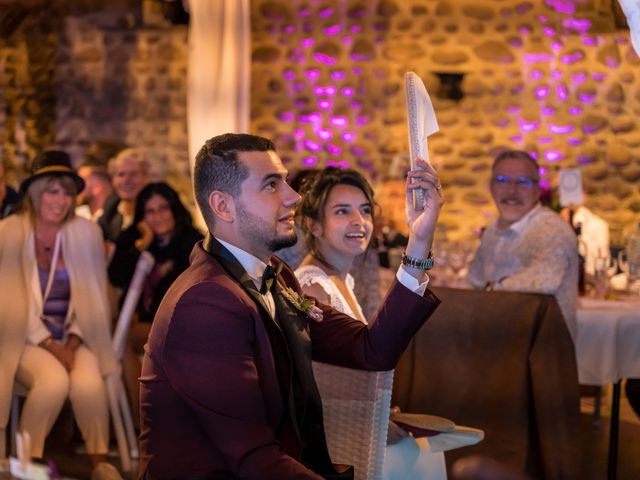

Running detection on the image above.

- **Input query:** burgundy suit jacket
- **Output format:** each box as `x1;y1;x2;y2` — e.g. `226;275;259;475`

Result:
138;241;440;479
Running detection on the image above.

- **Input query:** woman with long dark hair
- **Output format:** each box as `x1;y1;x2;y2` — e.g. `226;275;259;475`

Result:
109;182;202;422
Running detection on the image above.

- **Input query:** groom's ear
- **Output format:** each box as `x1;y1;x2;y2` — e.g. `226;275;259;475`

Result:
208;191;236;223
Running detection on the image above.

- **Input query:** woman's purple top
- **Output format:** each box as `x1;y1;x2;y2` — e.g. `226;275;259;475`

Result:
38;266;70;340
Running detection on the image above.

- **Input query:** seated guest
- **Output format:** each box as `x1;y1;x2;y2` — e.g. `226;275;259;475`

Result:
76;164;113;222
108;182;202;423
99;147;150;244
466;150;578;339
0;160;20;218
76;139;128;223
295;167;446;479
0;150;121;479
138;133;443;479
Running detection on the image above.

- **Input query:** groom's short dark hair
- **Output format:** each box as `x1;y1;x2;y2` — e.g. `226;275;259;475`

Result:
194;133;276;228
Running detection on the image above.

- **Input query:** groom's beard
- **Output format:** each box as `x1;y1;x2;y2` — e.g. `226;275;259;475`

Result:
236;202;298;253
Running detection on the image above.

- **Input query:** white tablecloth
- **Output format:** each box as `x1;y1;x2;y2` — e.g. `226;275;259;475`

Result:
575;298;640;385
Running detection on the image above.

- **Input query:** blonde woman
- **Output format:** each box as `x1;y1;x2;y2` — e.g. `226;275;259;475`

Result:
0;151;121;478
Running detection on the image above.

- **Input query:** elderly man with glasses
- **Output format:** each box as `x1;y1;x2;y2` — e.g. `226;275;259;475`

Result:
466;149;579;340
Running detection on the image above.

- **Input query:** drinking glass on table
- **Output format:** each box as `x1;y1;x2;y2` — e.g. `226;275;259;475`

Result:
594;255;617;299
618;250;640;295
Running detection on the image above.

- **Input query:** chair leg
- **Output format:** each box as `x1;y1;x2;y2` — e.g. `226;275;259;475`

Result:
118;387;139;458
106;376;131;473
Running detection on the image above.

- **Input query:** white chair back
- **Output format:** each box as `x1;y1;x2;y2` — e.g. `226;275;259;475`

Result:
112;251;155;360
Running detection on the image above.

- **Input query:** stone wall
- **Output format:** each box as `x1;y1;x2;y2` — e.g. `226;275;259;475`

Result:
2;0;639;243
0;0;190;193
250;0;640;243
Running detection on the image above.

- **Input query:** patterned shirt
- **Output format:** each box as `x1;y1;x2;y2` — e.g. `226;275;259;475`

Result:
467;204;579;340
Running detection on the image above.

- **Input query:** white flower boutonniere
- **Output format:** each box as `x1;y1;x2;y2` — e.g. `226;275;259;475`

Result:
280;286;324;322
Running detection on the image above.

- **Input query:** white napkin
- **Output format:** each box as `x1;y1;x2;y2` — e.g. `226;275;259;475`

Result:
619;0;640;56
405;72;439;210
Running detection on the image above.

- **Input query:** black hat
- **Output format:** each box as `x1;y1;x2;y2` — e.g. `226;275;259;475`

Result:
20;150;85;195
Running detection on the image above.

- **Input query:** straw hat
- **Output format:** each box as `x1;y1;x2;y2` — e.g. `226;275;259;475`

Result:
20;150;85;194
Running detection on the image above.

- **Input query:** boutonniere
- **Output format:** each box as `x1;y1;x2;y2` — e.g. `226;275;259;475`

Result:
280;286;324;322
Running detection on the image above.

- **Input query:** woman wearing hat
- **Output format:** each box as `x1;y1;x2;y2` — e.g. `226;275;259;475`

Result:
0;150;121;477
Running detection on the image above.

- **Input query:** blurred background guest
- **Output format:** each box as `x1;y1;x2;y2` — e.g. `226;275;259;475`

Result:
108;181;202;425
466;150;579;339
0;150;121;479
0;159;20;219
99;147;150;245
76;139;128;223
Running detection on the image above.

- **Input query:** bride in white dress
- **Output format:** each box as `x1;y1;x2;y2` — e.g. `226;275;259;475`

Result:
294;167;446;480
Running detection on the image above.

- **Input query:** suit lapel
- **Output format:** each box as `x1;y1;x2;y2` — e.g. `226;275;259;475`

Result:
202;234;274;318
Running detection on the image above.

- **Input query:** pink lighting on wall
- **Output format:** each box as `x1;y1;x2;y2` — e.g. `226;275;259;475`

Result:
342;87;355;97
283;69;296;80
543;27;556;37
509;134;524;142
327;160;350;169
534;85;550;99
556;83;569;101
545;0;576;14
544;150;564;162
305;69;320;80
571;72;587;83
569;137;584;146
551;70;563;79
294;129;304;139
541;107;556;116
300;38;314;48
519;119;540;132
342;132;355;142
582;36;597;46
577;92;596;103
538;136;552;144
592;72;606;81
569;106;582;115
317;128;332;140
350;25;362;33
302;156;318;166
313;53;337;65
318;7;334;18
326;143;342;155
303;139;322;152
324;25;341;36
561;50;585;64
314;86;337;96
331;70;347;81
530;70;543;80
523;53;554;63
317;99;332;110
278;111;295;122
563;18;591;33
329;116;348;127
549;123;574;134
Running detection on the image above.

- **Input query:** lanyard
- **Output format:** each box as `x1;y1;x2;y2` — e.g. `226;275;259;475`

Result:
41;231;62;305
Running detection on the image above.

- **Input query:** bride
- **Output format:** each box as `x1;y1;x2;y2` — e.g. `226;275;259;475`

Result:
294;166;446;480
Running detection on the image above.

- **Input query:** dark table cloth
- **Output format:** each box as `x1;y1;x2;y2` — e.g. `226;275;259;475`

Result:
392;287;581;479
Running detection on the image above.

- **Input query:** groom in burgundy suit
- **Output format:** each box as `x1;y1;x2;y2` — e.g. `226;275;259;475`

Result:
138;133;444;479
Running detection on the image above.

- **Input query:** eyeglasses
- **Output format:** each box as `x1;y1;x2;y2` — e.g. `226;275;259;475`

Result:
491;175;538;190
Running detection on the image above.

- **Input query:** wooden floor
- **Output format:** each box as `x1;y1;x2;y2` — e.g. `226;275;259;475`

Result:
16;392;640;480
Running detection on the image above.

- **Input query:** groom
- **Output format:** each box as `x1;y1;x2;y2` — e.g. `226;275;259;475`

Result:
138;133;443;479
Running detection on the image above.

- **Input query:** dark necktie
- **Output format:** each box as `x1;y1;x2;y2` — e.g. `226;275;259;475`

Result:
260;264;282;294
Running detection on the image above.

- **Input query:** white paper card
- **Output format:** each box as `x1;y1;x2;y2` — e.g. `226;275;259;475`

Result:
558;168;584;207
619;0;640;56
